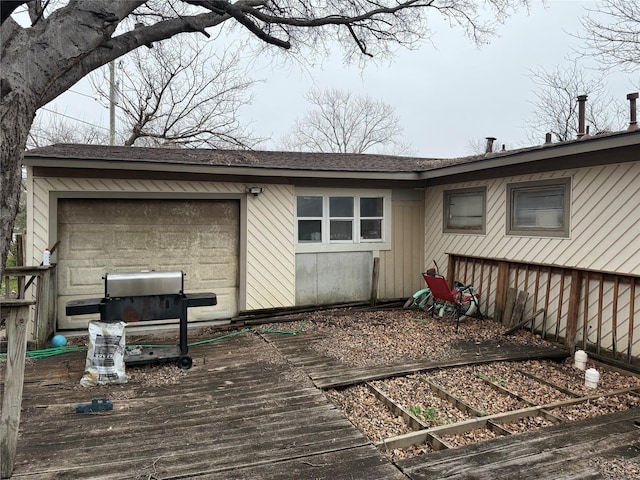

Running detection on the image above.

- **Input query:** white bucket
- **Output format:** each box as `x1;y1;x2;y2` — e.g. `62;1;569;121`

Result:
574;350;588;370
584;368;600;388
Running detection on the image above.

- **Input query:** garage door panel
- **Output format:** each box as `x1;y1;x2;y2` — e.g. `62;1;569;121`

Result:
57;198;239;330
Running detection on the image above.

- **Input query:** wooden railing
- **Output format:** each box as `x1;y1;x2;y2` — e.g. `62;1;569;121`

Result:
1;266;56;348
447;254;640;370
1;300;34;478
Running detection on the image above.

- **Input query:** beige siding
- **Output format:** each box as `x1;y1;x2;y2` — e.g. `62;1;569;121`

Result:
245;185;296;310
425;162;640;278
379;200;425;299
27;175;296;325
428;162;640;362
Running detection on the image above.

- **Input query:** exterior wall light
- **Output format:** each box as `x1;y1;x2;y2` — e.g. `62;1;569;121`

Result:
245;186;264;196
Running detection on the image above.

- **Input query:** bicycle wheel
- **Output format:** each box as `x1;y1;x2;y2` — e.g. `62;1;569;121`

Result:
403;291;431;310
403;296;418;309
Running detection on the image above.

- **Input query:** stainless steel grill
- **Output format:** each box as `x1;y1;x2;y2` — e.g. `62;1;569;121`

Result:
66;271;217;369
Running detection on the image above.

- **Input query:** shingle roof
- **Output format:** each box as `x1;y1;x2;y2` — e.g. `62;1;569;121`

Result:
25;143;489;173
24;129;640;175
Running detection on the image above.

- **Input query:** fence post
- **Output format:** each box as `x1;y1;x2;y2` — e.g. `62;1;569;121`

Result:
446;255;456;287
0;300;35;479
565;270;583;353
494;261;510;324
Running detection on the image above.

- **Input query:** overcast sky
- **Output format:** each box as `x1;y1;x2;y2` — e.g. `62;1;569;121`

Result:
42;0;638;158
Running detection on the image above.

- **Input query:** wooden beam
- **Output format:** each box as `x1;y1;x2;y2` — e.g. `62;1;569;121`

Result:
494;261;509;324
369;256;380;307
502;309;545;336
0;300;35;479
503;288;517;326
565;270;582;352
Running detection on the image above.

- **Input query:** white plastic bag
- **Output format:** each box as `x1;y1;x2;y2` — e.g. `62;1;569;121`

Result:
80;320;128;387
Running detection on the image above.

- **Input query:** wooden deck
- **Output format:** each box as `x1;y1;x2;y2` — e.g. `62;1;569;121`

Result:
261;331;569;388
4;332;405;480
2;325;639;479
396;407;640;480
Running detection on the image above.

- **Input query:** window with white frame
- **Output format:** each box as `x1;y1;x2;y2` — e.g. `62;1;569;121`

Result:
443;187;486;234
297;196;323;242
296;192;387;245
506;178;570;237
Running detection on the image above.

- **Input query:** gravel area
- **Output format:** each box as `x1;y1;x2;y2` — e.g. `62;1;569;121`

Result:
550;393;640;421
371;375;472;426
276;309;640;468
501;415;555;432
477;362;573;405
325;385;412;441
590;456;640;480
440;428;499;448
269;309;549;368
425;366;529;414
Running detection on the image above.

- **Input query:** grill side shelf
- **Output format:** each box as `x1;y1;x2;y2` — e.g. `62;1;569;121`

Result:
66;298;103;316
185;293;217;308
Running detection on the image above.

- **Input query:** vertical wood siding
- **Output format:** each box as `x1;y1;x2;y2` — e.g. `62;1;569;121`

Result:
379;200;425;299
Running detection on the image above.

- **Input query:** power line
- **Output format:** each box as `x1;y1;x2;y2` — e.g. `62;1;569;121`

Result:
40;107;110;132
67;88;106;104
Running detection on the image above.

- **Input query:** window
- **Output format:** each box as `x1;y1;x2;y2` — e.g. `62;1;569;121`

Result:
443;187;486;234
329;197;354;241
296;192;387;247
360;197;383;240
507;178;570;237
297;196;323;242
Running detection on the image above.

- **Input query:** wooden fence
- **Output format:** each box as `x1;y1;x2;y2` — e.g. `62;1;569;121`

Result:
1;265;56;349
447;254;640;370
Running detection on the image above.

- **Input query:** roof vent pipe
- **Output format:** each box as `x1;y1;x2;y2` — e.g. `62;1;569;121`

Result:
485;136;496;153
577;94;587;139
627;92;639;131
544;133;553;144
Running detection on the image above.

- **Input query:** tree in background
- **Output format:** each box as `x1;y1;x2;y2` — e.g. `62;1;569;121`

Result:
526;62;625;143
465;136;508;155
1;0;530;274
28;111;108;148
91;36;260;148
281;88;412;154
581;0;640;72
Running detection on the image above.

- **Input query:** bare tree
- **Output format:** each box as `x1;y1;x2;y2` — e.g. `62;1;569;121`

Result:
1;0;530;274
526;62;625;143
91;36;260;148
28;109;108;148
580;0;640;72
465;136;509;155
281;88;412;154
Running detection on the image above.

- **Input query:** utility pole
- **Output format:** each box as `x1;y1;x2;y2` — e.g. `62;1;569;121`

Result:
109;61;116;145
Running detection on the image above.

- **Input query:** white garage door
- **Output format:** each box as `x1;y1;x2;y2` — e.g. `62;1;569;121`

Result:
56;198;239;330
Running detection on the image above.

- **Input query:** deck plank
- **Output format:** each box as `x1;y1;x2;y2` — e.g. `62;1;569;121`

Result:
8;333;404;480
397;408;640;480
262;331;568;389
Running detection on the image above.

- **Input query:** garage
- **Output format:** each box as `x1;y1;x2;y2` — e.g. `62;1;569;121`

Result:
55;198;239;330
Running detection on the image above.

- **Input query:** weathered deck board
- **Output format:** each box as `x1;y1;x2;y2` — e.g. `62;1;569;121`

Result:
7;333;405;480
397;407;640;480
262;332;569;389
4;325;639;480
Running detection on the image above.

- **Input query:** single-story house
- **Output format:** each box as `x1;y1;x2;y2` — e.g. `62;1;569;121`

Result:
22;126;640;365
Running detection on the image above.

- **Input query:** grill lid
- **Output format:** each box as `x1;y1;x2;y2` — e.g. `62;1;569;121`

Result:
104;271;184;298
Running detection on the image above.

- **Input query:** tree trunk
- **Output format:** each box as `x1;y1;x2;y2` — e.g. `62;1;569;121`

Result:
0;94;35;278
